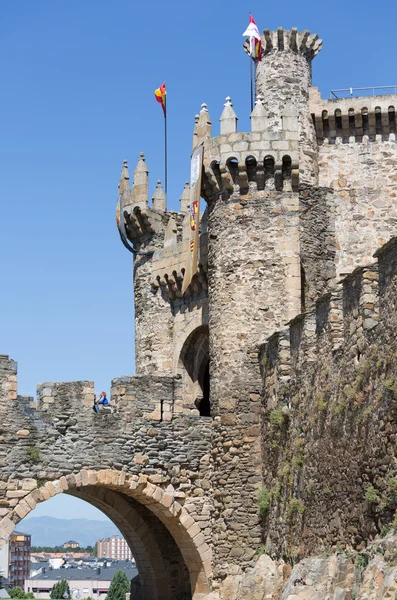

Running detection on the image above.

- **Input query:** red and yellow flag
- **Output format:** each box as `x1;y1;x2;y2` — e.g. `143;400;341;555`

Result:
154;82;167;116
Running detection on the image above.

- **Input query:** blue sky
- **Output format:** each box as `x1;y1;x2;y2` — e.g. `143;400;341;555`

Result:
1;0;395;520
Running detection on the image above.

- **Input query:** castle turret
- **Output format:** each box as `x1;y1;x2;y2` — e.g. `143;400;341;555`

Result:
197;29;322;574
118;154;174;375
249;28;322;184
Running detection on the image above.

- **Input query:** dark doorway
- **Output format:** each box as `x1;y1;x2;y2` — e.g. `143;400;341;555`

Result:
199;362;210;416
179;325;211;417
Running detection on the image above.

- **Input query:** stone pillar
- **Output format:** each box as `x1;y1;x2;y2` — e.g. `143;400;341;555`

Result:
254;28;322;184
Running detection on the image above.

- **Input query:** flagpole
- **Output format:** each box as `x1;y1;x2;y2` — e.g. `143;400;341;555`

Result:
164;112;168;196
250;57;254;112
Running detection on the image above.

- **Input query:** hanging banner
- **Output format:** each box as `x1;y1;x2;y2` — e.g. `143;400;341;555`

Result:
182;144;204;294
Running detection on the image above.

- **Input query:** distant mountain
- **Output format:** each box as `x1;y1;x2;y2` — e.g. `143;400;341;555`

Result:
20;516;120;547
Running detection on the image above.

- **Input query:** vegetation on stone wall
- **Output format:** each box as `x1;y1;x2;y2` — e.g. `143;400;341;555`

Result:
26;445;41;464
260;260;397;563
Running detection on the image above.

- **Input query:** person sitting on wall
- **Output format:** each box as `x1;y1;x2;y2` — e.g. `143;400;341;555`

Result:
93;391;110;413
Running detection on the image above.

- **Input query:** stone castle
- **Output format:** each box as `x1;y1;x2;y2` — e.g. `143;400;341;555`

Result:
1;27;397;600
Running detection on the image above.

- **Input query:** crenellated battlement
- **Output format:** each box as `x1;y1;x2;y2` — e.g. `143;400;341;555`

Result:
118;153;165;244
198;98;300;201
118;152;208;302
244;27;322;59
310;87;397;142
0;364;181;426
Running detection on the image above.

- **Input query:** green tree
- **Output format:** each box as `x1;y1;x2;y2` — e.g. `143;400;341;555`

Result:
8;588;34;599
50;579;71;600
106;571;130;600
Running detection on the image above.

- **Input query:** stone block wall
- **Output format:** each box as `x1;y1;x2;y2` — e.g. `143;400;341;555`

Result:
0;369;215;598
0;374;212;482
310;88;397;277
298;184;336;307
259;237;397;560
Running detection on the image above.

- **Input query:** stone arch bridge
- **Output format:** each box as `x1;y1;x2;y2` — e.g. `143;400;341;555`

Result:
0;356;214;600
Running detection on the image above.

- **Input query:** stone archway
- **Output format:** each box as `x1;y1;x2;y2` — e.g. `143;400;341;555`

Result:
0;469;211;600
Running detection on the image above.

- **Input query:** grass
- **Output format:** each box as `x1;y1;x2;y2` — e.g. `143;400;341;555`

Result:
364;484;379;503
258;487;271;516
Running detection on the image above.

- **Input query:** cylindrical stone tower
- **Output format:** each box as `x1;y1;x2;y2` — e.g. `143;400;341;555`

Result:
252;28;322;184
199;28;322;579
118;155;174;376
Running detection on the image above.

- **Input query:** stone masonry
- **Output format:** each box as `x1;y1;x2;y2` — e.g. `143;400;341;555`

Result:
1;26;397;600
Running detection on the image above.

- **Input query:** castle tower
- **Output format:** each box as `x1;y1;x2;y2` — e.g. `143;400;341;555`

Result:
197;29;322;574
118;27;324;573
201;28;323;415
252;28;322;184
118;155;175;377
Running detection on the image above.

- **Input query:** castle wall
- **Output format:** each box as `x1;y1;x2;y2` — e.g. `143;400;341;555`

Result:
298;184;336;306
260;237;397;559
318;138;397;276
310;90;397;278
0;364;213;597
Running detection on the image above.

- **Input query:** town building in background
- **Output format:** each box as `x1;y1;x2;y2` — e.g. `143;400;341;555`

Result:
96;536;133;561
0;540;9;581
8;531;31;588
0;539;10;590
31;553;90;562
62;542;80;549
25;561;138;599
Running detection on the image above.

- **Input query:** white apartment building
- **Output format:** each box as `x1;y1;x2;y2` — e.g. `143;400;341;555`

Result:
96;536;133;561
0;540;9;580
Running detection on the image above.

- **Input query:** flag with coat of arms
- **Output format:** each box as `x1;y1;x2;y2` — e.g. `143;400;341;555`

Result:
243;14;262;61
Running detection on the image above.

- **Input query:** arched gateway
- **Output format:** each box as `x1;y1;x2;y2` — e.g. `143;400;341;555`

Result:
1;469;210;600
0;359;213;600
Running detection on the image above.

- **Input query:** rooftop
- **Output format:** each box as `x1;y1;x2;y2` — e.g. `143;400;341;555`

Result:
329;85;397;99
27;562;138;582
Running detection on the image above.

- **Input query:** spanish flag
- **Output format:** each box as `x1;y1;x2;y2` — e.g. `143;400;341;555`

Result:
154;82;167;116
